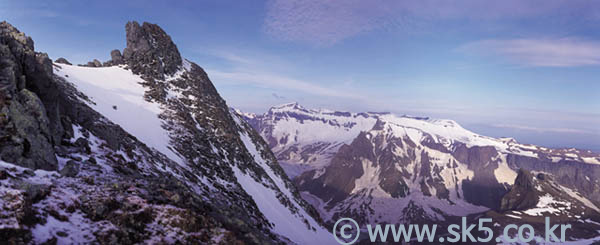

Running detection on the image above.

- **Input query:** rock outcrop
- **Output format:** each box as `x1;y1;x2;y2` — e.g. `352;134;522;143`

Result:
500;169;538;211
81;59;102;67
122;21;182;80
109;49;123;65
0;21;60;170
54;57;71;65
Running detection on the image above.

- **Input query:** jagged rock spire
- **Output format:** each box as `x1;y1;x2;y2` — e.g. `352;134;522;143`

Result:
122;21;182;80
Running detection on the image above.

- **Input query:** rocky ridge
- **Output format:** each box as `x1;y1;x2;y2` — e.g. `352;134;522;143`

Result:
0;21;334;244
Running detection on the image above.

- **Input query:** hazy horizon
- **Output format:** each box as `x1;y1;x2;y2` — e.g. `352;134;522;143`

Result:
242;101;600;152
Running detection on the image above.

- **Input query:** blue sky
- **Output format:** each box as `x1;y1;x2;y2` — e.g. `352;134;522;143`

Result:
2;0;599;151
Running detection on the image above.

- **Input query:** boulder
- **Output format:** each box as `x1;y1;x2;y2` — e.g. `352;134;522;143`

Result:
110;49;123;65
17;182;52;203
60;160;80;177
74;137;91;154
92;59;102;67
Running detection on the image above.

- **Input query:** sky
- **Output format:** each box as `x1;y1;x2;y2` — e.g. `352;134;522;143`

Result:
2;0;599;151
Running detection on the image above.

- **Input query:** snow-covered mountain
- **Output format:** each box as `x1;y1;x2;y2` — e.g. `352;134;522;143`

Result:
0;21;335;244
242;103;600;241
241;103;380;177
244;103;600;176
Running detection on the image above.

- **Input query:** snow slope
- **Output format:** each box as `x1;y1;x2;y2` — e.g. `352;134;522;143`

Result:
54;64;185;166
232;113;336;244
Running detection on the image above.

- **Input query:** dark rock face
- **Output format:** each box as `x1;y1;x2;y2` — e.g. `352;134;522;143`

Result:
122;21;182;80
0;21;60;170
295;128;416;225
54;57;71;65
453;144;509;209
479;168;600;242
506;154;600;206
419;151;449;199
500;169;538;211
297;132;371;206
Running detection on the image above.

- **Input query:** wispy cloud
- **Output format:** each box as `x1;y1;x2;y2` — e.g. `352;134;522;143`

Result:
207;68;364;99
206;50;257;65
492;123;594;134
263;0;600;45
200;48;367;100
458;38;600;67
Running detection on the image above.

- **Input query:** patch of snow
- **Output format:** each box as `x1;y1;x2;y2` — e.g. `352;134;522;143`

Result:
505;214;522;219
351;159;383;196
585;219;600;226
31;212;98;244
523;194;571;216
583;157;600;165
494;157;518;185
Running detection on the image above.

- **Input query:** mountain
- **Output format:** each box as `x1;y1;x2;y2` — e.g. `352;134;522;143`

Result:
242;103;600;241
241;103;380;177
0;21;335;244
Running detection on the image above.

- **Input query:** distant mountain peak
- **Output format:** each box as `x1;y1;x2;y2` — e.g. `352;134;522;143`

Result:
270;102;305;111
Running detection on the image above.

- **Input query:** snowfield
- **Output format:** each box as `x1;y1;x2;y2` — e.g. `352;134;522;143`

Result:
54;64;186;166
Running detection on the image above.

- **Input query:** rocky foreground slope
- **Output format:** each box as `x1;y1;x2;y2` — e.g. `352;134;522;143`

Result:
0;21;335;244
242;103;600;241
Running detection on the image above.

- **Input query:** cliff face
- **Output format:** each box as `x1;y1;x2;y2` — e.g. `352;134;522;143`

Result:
500;169;540;211
0;21;61;171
